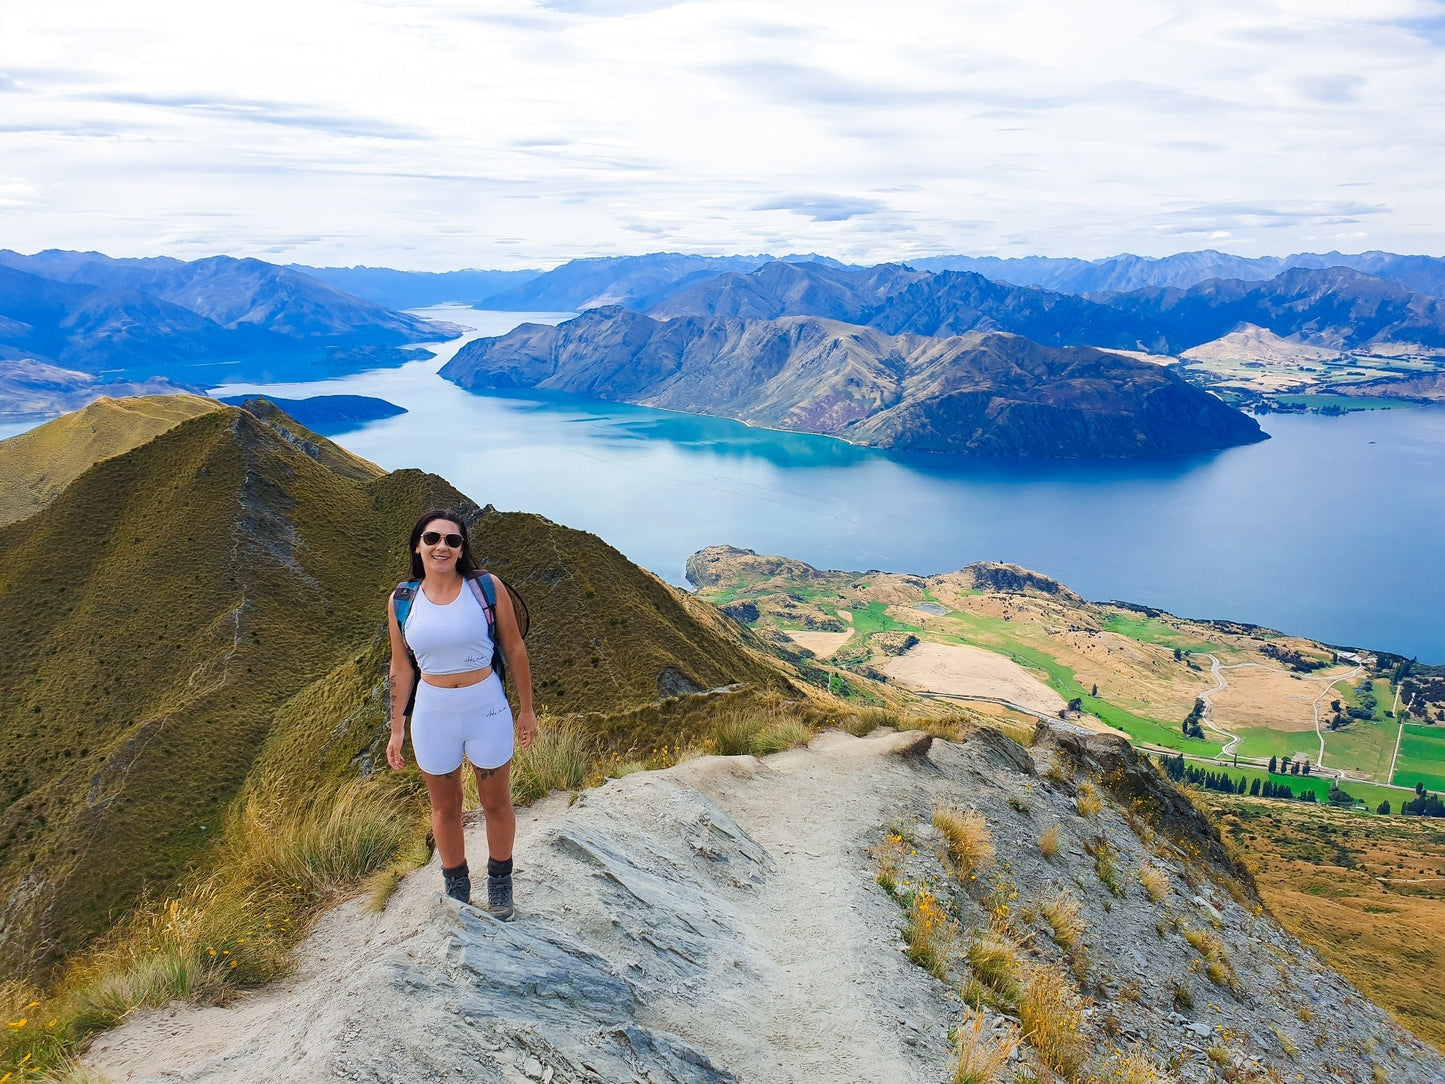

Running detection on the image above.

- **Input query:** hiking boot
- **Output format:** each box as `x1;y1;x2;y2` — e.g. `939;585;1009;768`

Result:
486;873;515;921
442;862;471;905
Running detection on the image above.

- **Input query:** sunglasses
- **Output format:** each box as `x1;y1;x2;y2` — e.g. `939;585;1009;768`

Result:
421;531;464;548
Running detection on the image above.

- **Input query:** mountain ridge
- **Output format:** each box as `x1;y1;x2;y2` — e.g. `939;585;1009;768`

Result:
0;398;792;979
442;307;1266;457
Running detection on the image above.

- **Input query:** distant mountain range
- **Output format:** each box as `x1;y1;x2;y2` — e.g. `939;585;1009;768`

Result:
290;265;541;310
649;260;1445;354
456;248;1445;312
0;251;457;416
436;257;1445;457
442;308;1265;458
911;249;1445;299
472;252;849;312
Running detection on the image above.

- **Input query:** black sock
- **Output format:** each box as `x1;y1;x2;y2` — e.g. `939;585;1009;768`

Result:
443;860;469;878
488;856;513;879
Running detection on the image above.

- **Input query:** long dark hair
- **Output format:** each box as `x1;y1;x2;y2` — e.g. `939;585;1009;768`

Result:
408;508;481;580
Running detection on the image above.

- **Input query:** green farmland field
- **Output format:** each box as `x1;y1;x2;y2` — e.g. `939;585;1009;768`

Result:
1392;724;1445;793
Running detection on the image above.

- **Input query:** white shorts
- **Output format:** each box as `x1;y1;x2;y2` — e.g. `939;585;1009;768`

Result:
409;672;514;775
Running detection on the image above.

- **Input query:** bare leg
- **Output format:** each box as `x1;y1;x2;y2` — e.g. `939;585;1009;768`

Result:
421;766;467;868
473;761;515;862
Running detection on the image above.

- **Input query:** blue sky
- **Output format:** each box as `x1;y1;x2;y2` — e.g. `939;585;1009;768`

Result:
1;0;1442;269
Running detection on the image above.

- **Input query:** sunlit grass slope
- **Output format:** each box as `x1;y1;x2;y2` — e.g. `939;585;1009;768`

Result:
1211;796;1445;1051
0;394;224;527
0;398;796;981
0;407;451;978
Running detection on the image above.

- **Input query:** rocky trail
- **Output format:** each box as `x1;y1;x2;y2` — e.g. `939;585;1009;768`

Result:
84;727;1445;1084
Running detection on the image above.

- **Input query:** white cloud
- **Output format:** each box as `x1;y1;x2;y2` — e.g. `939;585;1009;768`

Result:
0;0;1442;267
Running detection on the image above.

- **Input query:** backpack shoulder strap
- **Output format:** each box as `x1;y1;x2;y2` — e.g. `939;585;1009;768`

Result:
392;580;421;629
465;570;498;635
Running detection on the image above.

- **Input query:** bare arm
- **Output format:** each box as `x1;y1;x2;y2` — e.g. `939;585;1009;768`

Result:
492;578;537;747
386;595;414;770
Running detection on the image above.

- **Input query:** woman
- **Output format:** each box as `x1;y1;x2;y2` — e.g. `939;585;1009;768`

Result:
386;509;537;920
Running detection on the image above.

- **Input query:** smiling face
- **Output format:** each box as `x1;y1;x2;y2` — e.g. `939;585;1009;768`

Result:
416;518;465;577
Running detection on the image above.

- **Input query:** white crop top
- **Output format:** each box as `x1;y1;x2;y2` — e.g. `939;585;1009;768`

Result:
403;581;495;676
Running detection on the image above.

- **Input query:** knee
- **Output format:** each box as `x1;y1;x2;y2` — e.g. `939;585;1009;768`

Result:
430;788;464;820
479;780;513;817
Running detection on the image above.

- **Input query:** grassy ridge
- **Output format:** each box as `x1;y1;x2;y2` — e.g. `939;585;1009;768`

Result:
0;394;223;527
0;408;445;977
0;401;796;983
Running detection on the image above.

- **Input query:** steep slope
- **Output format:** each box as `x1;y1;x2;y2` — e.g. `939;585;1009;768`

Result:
0;400;789;978
0;359;199;424
0;263;233;370
288;265;541;309
0;250;440;343
81;728;1445;1083
650;260;1445;354
650;259;926;321
0;393;224;526
1098;266;1445;353
442;310;1263;457
477;252;771;311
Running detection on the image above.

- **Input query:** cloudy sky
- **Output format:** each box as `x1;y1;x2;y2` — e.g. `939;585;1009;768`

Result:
2;0;1443;269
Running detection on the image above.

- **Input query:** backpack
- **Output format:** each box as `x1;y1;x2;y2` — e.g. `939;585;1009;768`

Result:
392;570;530;717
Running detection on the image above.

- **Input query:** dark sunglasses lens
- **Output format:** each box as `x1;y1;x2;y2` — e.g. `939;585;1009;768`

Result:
421;531;464;547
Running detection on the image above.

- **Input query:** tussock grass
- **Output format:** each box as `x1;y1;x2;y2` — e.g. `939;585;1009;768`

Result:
1138;863;1169;904
1;779;422;1077
1039;823;1061;860
1084;835;1122;895
837;706;901;736
966;935;1022;1008
1040;887;1085;951
1019;965;1089;1081
951;1008;1018;1084
874;831;909;897
1181;924;1241;991
988;717;1037;748
1075;780;1103;819
511;718;597;802
708;707;812;757
933;807;994;880
1098;1045;1181;1083
220;781;419;898
904;887;960;980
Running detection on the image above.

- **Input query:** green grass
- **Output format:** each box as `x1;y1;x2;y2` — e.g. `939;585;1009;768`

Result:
1392;725;1445;793
848;600;923;638
1180;761;1403;812
1099;612;1226;654
1273;394;1419;411
1233;727;1316;762
919;607;1222;755
1322;720;1399;780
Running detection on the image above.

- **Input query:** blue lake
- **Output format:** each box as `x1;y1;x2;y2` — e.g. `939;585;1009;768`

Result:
190;304;1445;664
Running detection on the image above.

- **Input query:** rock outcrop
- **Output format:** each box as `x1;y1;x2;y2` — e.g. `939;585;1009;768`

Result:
85;727;1445;1084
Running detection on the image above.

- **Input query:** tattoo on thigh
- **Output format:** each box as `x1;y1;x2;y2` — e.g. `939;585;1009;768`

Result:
476;768;496;781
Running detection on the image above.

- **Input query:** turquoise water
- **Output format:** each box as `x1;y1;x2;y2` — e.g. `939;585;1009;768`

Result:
31;302;1426;665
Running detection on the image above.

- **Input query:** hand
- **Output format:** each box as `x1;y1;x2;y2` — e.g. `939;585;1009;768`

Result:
516;710;539;750
386;732;405;771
